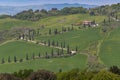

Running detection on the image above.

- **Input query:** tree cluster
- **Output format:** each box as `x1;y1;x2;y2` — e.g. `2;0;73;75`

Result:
1;67;120;80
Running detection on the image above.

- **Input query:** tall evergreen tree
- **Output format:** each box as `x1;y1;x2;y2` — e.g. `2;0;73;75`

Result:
14;56;17;63
26;54;29;60
103;19;106;24
49;29;52;35
32;53;35;59
76;46;78;52
63;41;65;48
45;52;48;58
38;53;41;58
1;58;5;64
52;40;55;46
48;40;50;46
61;42;63;48
57;49;60;56
51;49;54;57
56;41;59;47
8;56;11;63
67;45;70;54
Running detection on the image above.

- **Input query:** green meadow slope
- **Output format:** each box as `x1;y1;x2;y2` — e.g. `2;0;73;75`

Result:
0;13;119;73
99;27;120;67
0;14;106;31
0;41;60;61
36;28;103;51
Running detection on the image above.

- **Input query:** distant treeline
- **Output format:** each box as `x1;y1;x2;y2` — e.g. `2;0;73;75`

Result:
13;7;87;21
0;3;120;21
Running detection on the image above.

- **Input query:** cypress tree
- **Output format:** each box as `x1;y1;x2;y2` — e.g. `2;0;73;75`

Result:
57;49;60;56
61;42;63;48
48;40;50;46
45;52;48;58
67;45;70;54
116;15;118;20
49;29;52;35
76;46;78;52
8;56;11;63
63;41;65;48
14;56;17;63
26;54;29;60
51;49;54;57
1;58;5;64
103;19;106;24
52;40;55;46
32;53;35;59
38;53;41;58
56;41;59;47
61;48;64;55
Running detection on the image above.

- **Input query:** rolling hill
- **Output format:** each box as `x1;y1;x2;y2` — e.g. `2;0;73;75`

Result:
0;10;120;73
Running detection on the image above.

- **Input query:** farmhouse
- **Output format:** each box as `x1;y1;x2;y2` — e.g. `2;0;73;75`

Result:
83;21;92;25
83;20;98;27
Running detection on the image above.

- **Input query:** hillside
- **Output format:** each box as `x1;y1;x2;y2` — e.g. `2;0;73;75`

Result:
0;14;107;43
0;5;120;73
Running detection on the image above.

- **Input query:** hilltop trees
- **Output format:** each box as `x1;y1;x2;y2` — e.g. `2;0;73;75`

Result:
13;7;87;21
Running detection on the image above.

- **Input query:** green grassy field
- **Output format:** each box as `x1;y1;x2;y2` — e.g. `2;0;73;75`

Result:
0;41;61;61
0;13;119;73
0;18;36;31
99;27;120;67
0;54;87;73
0;40;87;73
36;28;103;51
